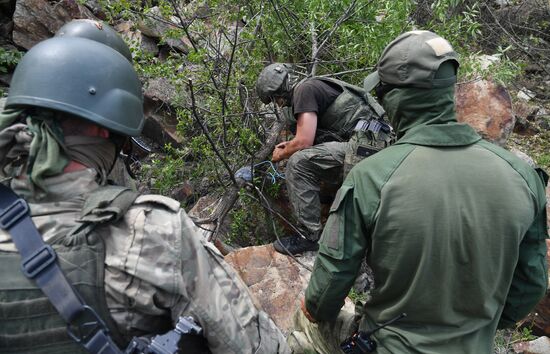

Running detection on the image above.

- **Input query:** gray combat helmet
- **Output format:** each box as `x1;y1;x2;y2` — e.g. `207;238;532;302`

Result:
55;19;132;62
364;30;459;92
5;37;144;136
256;63;293;104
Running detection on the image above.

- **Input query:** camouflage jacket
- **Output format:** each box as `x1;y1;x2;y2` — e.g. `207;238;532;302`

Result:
0;169;290;354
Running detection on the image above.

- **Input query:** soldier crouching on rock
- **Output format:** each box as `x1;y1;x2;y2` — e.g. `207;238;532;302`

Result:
256;63;391;256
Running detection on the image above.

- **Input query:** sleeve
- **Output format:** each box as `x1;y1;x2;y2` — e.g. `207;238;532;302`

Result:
292;81;321;115
498;172;548;329
304;183;370;322
173;210;290;354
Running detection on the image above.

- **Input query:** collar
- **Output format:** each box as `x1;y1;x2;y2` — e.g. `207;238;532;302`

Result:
395;122;482;147
11;168;100;203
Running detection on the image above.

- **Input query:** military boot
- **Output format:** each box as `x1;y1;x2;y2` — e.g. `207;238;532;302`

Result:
273;236;319;255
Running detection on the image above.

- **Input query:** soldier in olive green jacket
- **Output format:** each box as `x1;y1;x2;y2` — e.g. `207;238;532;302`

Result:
292;31;548;354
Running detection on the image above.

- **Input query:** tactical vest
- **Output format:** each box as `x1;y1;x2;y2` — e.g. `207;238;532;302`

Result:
282;77;383;144
0;186;137;354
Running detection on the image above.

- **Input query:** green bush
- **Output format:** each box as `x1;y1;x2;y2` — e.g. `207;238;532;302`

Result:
0;48;23;74
97;0;528;244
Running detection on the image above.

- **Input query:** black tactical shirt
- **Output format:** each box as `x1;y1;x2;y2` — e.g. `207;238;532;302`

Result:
292;78;342;118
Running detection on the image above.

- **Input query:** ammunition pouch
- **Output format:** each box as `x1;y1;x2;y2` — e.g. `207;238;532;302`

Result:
343;119;394;177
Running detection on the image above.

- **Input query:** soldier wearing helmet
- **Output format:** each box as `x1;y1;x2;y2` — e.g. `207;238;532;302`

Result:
0;22;289;354
290;31;548;353
256;63;389;255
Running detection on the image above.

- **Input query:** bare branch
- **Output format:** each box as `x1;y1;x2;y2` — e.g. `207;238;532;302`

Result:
482;2;550;77
187;79;237;185
310;21;319;76
312;0;358;63
168;0;228;106
221;18;241;146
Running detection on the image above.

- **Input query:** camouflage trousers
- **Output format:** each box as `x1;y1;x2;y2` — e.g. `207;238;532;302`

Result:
285;131;386;241
287;306;359;354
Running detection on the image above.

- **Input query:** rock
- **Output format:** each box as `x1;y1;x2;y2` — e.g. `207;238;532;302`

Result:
225;245;315;334
513;336;550;353
518;88;536;102
137;6;189;54
494;0;512;6
477;54;500;71
171;181;194;204
81;0;106;19
142;77;181;148
515;102;540;122
115;21;159;57
225;245;355;334
455;79;514;147
143;113;182;147
188;194;220;220
514;116;540;136
12;0;95;49
144;77;178;106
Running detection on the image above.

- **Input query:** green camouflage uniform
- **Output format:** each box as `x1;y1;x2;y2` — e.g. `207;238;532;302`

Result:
282;78;388;241
0;169;290;354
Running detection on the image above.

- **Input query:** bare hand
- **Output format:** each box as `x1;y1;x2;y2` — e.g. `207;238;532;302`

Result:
272;141;289;162
301;298;317;323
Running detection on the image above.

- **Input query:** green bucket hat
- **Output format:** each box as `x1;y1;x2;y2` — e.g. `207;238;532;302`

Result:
364;30;459;92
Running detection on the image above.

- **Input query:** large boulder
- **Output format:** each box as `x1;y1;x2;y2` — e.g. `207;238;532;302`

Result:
137;6;190;54
513;336;550;354
115;21;159;57
225;245;315;334
12;0;95;49
225;245;356;334
455;79;514;147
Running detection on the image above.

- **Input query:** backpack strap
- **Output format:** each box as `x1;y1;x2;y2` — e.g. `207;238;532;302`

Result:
316;76;386;118
0;183;123;354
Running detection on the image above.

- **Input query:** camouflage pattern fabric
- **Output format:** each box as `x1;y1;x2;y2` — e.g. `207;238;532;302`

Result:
0;169;290;354
343;129;390;177
286;131;385;241
288;307;358;354
285;141;347;241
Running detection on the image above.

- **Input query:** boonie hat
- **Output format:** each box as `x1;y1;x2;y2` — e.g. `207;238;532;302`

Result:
364;30;459;92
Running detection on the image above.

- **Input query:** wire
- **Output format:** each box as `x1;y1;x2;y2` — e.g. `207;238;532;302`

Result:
252;160;285;183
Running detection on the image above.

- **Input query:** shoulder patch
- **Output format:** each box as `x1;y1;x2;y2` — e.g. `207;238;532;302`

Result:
426;37;453;56
134;194;181;212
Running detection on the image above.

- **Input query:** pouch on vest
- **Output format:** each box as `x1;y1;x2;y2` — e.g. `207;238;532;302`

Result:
343;124;392;178
0;185;137;354
315;77;384;142
318;184;354;260
0;220;124;354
